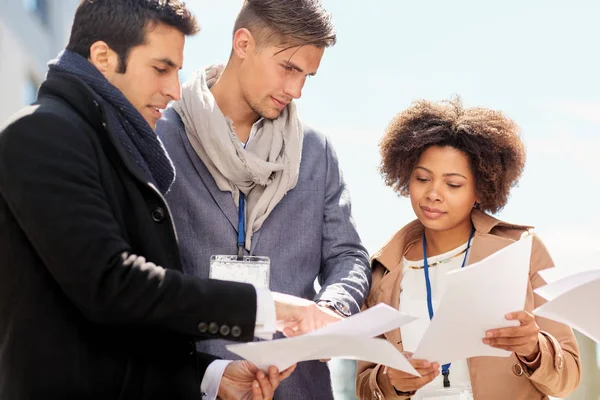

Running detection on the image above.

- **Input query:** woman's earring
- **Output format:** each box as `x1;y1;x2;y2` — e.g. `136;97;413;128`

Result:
473;202;480;209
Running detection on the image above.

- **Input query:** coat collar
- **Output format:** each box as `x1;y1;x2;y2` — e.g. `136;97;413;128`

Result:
39;72;105;133
371;209;533;345
372;209;533;273
38;72;159;194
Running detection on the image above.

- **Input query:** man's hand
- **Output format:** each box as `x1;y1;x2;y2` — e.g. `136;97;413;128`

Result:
218;360;296;400
483;310;541;360
271;292;343;337
316;305;345;362
384;352;439;393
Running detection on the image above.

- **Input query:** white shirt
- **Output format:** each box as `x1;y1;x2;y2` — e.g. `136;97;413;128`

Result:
400;242;474;400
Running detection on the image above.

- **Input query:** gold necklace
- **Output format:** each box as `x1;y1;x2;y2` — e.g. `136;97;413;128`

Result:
407;246;470;270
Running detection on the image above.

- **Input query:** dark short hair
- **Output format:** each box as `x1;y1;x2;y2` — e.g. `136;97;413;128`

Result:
67;0;199;73
233;0;336;49
379;97;526;214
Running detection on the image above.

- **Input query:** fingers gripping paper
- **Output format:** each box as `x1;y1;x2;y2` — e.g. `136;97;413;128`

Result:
413;235;532;365
227;304;420;376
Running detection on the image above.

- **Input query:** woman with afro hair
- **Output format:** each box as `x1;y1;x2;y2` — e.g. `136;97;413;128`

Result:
356;98;581;400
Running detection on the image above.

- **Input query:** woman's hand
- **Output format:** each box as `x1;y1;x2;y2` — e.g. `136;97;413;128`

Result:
384;352;440;393
483;310;541;360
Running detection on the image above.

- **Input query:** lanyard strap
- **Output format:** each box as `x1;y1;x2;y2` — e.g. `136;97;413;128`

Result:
422;227;475;387
237;193;246;259
237;140;249;260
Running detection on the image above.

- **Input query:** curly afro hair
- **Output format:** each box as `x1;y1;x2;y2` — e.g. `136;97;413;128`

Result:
379;97;526;214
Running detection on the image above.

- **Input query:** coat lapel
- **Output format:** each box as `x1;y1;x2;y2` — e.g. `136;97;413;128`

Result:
466;233;516;266
179;128;239;231
382;268;404;346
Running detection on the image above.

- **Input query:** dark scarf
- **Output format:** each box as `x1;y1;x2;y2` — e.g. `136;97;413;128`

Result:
48;50;175;194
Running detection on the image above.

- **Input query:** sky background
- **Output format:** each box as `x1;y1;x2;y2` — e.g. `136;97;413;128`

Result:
183;0;600;271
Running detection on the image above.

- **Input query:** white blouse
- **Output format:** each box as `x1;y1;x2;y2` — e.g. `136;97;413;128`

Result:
399;241;474;400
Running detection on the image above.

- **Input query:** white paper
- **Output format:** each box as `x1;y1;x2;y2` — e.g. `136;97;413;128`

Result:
227;334;419;376
413;235;532;365
307;303;418;338
536;269;600;301
537;251;600;285
226;303;420;376
534;268;600;343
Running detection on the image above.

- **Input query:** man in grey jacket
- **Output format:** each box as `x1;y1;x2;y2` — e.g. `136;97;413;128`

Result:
156;0;371;398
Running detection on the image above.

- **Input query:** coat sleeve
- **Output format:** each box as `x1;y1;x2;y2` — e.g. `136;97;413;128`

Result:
518;234;581;397
356;263;411;400
314;135;371;316
0;110;257;341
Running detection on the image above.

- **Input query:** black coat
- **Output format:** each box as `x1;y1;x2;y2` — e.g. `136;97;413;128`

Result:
0;72;257;400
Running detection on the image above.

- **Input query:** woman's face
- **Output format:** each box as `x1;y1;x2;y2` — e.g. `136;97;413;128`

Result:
409;145;480;232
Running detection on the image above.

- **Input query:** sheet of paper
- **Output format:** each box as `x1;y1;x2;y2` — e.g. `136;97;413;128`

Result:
413;235;532;365
227;334;419;376
536;269;600;301
534;269;600;343
537;251;600;285
226;303;420;376
307;303;418;338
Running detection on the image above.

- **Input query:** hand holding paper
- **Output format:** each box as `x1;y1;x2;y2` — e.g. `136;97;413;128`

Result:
384;354;441;394
218;361;296;400
271;292;343;337
413;235;533;365
483;310;541;360
227;303;420;376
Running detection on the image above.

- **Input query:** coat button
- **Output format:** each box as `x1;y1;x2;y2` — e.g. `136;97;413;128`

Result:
513;363;524;376
220;325;231;337
197;322;208;333
231;325;242;338
151;207;165;223
208;322;219;335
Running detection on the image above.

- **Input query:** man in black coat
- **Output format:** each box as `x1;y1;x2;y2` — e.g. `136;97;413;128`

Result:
0;1;336;399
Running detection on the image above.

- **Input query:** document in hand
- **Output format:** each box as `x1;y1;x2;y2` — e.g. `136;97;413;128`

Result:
226;303;420;376
413;235;533;365
534;266;600;343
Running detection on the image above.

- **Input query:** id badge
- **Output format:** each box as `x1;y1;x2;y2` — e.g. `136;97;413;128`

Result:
209;255;270;290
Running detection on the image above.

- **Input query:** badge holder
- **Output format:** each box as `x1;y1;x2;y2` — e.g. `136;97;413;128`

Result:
209;192;270;290
209;254;270;290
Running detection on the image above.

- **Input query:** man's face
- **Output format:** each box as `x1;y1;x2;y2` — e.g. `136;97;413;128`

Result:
107;23;184;129
238;41;325;120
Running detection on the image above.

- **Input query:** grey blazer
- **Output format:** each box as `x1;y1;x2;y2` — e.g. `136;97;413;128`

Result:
157;107;371;400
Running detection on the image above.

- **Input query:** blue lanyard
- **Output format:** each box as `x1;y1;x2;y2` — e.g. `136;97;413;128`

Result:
422;227;475;388
237;140;248;260
237;193;245;259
